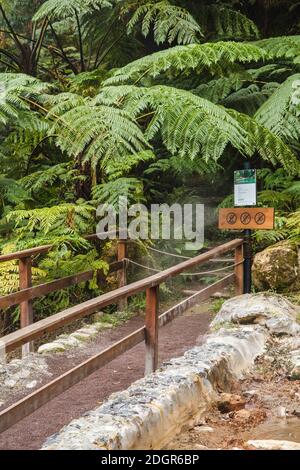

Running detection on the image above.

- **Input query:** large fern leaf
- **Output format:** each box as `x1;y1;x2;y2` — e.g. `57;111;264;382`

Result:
104;41;268;85
255;74;300;142
127;1;203;45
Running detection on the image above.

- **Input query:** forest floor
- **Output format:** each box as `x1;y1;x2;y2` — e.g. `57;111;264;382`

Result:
0;298;214;450
165;339;300;450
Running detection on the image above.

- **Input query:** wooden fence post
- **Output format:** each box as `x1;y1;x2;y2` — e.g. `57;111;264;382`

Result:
145;285;159;375
19;257;33;355
234;244;244;296
117;239;127;310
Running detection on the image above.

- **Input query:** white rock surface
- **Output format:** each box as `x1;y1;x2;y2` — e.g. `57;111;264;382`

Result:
0;354;50;404
211;293;300;336
38;342;66;354
42;326;266;450
247;439;300;450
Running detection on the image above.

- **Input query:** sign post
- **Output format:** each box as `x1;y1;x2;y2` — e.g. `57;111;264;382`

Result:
219;164;274;295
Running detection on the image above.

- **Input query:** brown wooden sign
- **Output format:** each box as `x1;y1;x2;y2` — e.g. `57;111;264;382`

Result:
219;207;275;230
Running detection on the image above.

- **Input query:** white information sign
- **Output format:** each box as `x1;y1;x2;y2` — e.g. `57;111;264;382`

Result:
234;169;257;207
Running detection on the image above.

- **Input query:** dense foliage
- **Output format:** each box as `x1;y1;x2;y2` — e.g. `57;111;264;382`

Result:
0;0;300;327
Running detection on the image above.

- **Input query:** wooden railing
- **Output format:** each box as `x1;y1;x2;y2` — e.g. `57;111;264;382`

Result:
0;234;126;354
0;238;243;433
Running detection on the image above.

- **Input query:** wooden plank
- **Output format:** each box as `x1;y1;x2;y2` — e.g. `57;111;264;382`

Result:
234;245;244;295
159;273;235;328
219;208;274;230
145;286;159;375
0;231;118;263
0;261;124;310
1;238;243;353
0;245;52;263
0;327;145;434
19;257;33;355
117;240;127;310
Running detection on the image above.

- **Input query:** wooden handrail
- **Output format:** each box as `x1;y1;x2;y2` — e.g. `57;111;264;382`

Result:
0;239;243;434
0;233;109;263
0;238;243;354
0;261;124;310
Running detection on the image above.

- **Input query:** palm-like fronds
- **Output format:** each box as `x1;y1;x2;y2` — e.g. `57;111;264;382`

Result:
104;41;268;85
255;74;300;142
33;0;113;21
127;1;203;45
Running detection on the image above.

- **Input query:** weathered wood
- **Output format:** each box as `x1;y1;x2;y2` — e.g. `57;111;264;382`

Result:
0;231;122;263
159;273;235;327
1;238;243;354
0;261;124;310
234;245;244;296
219;207;275;230
145;285;159;375
117;240;127;310
0;327;145;434
19;257;33;355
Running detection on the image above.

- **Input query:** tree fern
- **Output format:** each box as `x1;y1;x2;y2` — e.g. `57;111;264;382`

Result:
19;163;81;196
255;74;300;142
7;203;95;237
127;1;203;45
92;177;144;208
33;0;113;21
199;3;260;41
98;84;299;172
104;41;268;85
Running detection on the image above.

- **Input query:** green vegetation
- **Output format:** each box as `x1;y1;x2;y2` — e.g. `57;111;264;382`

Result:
0;1;300;330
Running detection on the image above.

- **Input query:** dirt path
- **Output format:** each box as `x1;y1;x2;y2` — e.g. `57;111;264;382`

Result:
0;303;213;450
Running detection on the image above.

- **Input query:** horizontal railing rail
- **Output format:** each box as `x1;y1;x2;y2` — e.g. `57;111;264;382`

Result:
0;238;244;434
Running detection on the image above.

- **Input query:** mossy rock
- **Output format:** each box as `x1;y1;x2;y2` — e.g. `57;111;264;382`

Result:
252;242;299;291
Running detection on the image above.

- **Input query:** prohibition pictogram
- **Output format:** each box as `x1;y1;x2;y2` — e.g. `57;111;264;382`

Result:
240;212;251;225
219;208;274;230
226;212;237;225
254;212;266;225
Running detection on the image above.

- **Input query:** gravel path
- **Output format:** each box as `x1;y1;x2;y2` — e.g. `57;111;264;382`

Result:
0;303;213;450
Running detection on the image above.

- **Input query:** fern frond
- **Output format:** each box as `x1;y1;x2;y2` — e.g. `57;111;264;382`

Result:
104;41;268;85
33;0;113;21
255;74;300;142
127;1;203;45
201;4;259;41
7;203;95;237
92;177;144;208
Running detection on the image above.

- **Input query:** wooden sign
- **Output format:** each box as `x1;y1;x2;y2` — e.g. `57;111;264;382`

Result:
219;207;274;230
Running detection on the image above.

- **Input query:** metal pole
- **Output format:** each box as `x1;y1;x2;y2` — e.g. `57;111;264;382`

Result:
243;161;253;294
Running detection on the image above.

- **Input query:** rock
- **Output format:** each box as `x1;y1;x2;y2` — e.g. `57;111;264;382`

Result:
275;406;287;418
252;242;299;291
13;369;31;380
247;439;300;450
93;322;113;331
55;336;80;349
4;379;16;388
217;393;246;413
26;380;37;389
77;327;98;335
234;408;266;423
288;350;300;380
38;342;66;354
0;401;4;407
243;390;258;399
211;293;300;336
194;425;214;433
70;332;91;342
